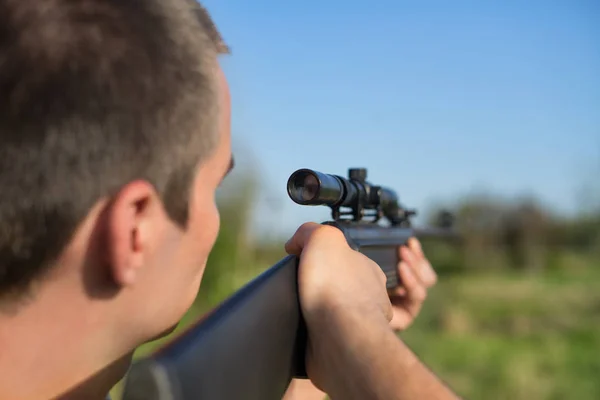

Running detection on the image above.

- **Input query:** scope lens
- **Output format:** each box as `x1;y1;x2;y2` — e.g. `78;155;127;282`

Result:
288;171;321;203
300;174;319;201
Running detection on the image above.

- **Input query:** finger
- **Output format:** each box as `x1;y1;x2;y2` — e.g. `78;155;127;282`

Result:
408;238;438;287
388;286;407;298
400;246;421;280
400;245;437;288
398;261;427;305
407;237;424;259
284;223;347;255
284;222;322;255
419;259;438;288
399;244;416;265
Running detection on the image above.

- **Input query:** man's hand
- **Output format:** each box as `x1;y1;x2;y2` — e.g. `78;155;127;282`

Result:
282;231;438;400
284;223;458;400
285;222;393;392
389;237;437;331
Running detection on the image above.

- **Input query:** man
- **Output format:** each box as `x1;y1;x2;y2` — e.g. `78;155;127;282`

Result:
0;1;459;399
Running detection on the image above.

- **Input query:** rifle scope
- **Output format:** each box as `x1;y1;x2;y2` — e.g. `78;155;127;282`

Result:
287;168;413;225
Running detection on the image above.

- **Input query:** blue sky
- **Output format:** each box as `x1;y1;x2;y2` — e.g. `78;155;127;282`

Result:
203;0;599;236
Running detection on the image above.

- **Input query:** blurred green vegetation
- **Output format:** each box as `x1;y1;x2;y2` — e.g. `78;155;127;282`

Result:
111;172;600;400
400;268;600;399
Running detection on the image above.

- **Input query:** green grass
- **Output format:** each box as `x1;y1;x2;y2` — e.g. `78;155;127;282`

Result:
400;268;600;400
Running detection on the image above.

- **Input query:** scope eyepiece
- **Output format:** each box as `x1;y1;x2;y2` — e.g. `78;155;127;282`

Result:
287;169;346;206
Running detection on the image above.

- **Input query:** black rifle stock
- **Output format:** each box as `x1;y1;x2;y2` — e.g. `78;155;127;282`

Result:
121;168;456;400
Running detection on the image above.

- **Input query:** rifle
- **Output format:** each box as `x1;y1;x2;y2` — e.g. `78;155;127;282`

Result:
121;168;456;400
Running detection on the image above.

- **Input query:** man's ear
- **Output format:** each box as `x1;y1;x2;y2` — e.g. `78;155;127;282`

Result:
104;180;164;287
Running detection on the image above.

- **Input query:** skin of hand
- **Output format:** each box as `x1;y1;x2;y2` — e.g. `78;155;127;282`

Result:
389;237;438;331
282;235;438;400
284;222;394;393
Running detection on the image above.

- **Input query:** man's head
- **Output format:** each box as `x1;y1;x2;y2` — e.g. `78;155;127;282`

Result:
0;0;231;347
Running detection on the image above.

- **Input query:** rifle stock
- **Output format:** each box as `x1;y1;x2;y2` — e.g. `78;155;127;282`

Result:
121;168;457;400
121;255;306;400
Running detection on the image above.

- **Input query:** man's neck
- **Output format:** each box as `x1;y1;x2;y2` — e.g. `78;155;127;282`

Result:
0;288;133;399
56;352;134;400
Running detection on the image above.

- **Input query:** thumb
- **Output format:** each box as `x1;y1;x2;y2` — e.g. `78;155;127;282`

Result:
284;222;322;255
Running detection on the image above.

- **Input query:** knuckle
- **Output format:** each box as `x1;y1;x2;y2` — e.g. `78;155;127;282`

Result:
311;224;346;243
385;301;394;322
423;262;438;285
298;221;319;233
294;222;319;240
430;272;438;285
376;265;387;286
413;287;427;302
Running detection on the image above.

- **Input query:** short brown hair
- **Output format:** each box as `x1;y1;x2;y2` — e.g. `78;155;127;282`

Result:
0;0;228;299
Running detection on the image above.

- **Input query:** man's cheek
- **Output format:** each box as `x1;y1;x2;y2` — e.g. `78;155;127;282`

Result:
206;207;220;252
213;206;221;241
196;203;220;257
